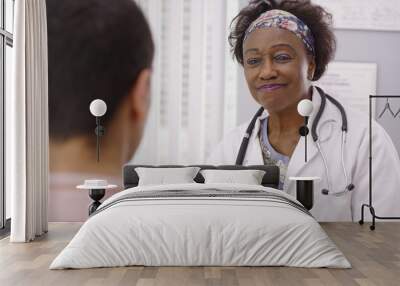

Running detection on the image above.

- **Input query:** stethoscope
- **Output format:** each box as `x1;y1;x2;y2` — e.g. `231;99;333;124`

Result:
236;86;355;196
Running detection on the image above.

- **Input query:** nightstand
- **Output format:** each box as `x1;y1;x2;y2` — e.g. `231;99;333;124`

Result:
77;179;118;215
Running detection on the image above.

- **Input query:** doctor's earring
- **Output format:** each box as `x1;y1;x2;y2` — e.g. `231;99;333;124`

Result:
307;66;315;80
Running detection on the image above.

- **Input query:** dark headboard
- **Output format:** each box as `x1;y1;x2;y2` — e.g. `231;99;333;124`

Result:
123;165;280;189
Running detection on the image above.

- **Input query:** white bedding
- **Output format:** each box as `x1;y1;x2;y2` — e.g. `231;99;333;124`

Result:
50;183;351;269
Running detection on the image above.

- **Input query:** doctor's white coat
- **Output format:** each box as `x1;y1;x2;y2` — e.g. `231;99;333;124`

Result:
208;87;400;221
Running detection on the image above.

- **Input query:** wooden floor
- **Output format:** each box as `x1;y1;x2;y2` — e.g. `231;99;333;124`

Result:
0;222;399;286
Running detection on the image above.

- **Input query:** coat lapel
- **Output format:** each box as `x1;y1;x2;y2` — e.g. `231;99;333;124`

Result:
244;111;267;165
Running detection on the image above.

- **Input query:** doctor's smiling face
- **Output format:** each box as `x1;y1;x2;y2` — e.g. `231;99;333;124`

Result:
243;27;315;113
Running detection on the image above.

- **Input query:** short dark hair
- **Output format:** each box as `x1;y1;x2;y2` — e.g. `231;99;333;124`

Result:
47;0;154;140
229;0;336;81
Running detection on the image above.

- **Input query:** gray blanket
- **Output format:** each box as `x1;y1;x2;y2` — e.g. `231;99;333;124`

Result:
92;189;311;217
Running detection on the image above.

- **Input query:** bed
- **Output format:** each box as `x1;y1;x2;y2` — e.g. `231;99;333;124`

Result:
50;165;350;269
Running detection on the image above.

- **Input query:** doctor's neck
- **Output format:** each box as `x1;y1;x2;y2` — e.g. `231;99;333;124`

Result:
267;89;313;136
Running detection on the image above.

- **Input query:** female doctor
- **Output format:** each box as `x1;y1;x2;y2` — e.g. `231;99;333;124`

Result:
208;0;400;222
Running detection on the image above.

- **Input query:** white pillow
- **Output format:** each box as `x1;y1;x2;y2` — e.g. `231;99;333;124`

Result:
200;169;266;185
135;167;201;186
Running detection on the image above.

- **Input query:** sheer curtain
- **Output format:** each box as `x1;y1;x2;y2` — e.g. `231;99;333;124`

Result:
132;0;240;165
7;0;48;242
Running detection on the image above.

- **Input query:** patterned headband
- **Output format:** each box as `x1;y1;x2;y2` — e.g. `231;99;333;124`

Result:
244;9;315;56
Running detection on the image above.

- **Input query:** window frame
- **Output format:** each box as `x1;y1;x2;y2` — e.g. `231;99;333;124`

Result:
0;0;14;232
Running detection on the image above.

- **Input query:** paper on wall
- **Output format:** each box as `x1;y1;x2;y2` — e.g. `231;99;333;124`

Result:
315;62;377;116
313;0;400;32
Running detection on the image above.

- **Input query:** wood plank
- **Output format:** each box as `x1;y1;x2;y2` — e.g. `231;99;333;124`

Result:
0;222;399;286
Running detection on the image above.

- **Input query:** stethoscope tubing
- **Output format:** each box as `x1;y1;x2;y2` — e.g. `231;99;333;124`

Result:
235;106;264;165
236;86;354;195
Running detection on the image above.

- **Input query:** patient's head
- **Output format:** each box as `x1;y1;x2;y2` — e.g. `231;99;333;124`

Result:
47;0;154;175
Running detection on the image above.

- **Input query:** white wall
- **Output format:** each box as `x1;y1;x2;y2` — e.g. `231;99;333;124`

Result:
334;29;400;156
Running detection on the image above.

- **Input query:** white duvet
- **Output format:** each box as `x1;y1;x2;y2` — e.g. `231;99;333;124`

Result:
50;183;351;269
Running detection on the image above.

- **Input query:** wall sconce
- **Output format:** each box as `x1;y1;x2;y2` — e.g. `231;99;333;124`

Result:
89;99;107;162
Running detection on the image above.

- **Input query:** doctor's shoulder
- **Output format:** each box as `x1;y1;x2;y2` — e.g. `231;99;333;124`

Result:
206;121;249;165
